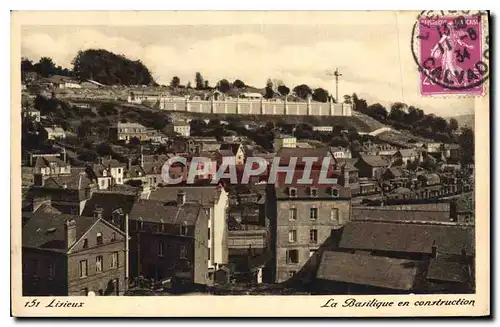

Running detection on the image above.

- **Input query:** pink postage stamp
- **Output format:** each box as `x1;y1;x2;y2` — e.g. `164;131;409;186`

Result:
412;11;489;96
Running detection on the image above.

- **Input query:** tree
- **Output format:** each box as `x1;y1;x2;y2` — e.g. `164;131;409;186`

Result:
459;127;474;165
217;79;231;93
21;58;34;72
170;76;180;88
277;85;290;96
367;103;388;120
449;118;459;131
34;57;57;77
186;81;192;89
204;80;210;89
264;79;274;99
195;72;205;90
72;49;155;85
312;88;329;103
233;79;245;89
352;93;368;113
389;102;407;122
293;84;312;100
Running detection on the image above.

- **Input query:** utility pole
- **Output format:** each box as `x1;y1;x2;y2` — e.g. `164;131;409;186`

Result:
326;68;342;103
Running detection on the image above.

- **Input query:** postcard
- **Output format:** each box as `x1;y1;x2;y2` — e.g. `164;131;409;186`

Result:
11;10;490;317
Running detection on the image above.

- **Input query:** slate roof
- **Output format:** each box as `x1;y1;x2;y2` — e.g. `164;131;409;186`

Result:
22;212;98;253
427;259;470;283
276;147;334;165
316;251;420;291
81;192;137;219
357;155;389;167
129;200;202;225
339;221;474;255
34;156;68;169
352;208;451;223
275;185;351;200
42;172;93;190
397;149;418;157
148;186;221;206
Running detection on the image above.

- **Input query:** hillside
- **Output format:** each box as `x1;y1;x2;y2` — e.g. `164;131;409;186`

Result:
72;49;156;86
450;114;474;128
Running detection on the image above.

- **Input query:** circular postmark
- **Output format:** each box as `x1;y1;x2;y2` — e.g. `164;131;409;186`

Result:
410;10;490;93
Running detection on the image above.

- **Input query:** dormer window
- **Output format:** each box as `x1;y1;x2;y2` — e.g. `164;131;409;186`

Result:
310;187;318;197
289;187;297;198
96;232;103;245
180;222;188;236
330;188;339;198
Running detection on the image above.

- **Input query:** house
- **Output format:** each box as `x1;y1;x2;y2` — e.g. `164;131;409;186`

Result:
41;126;66;140
418;173;441;186
354;155;390;179
393;149;419;167
444;144;461;161
33;155;71;177
23;107;40;122
269;185;352;283
219;143;245;165
239;92;263;100
330;146;352;159
45;75;81;89
425;142;443;153
312;126;333;133
22;211;127;296
28;172;97;215
166;120;191;137
87;159;126;190
382;167;407;180
127;90;166;104
273;134;296;151
148;185;229;271
127;198;211;286
109;122;148;143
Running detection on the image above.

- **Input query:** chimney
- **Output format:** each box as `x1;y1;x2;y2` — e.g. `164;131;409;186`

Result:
94;207;103;219
140;153;144;168
339;164;349;187
177;190;186;206
128;157;132;171
449;200;458;222
431;240;438;259
62;148;67;163
33;173;44;186
64;219;77;249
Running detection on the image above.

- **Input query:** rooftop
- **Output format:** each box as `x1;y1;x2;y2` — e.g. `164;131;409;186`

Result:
129;199;203;225
316;251;420;291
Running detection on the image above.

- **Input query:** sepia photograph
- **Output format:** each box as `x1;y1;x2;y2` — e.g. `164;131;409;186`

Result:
10;10;490;317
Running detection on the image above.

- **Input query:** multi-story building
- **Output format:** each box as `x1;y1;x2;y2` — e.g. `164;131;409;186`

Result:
110;122;148;143
23;107;41;122
28;172;97;215
41;126;66;140
32;155;71;177
127;198;210;285
87;159;126;190
267;185;352;283
330;146;352;159
166;120;191;137
148;185;229;271
22;211;127;296
273;134;296;151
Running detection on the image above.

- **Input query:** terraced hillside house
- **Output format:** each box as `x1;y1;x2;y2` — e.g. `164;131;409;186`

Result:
267;185;352;283
110;122;148;143
148;185;229;271
22;211;127;296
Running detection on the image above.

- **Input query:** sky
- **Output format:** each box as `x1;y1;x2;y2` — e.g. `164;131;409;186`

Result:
20;12;476;116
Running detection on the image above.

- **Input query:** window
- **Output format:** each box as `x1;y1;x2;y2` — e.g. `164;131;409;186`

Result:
287;250;299;264
158;241;164;257
331;188;339;197
118;168;122;174
100;179;105;187
48;263;54;280
83;238;88;249
310;229;318;243
310;188;318;197
96;256;103;272
289;208;297;220
310;208;318;220
111;232;116;242
289;188;297;197
79;260;88;278
80;288;88;296
288;271;296;278
208;228;211;241
180;245;187;259
180;225;188;236
288;230;297;243
96;232;103;245
208;248;211;261
111;252;118;268
331;208;339;223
